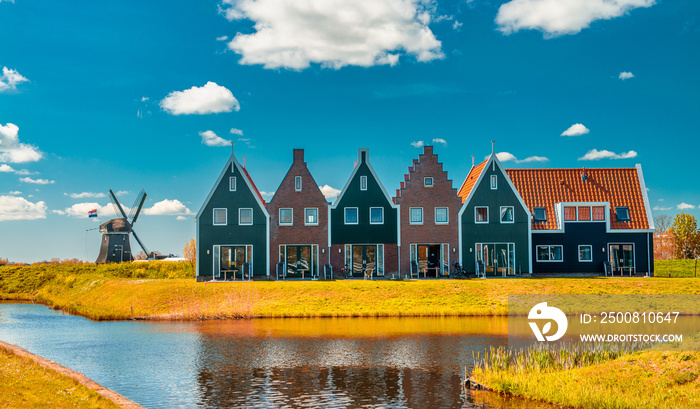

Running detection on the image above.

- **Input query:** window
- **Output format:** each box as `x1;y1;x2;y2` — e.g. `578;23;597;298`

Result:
490;175;497;189
592;206;605;221
345;207;358;224
370;207;384;224
305;208;318;225
533;207;547;222
615;207;630;222
424;177;433;187
360;176;367;191
279;208;292;225
475;207;488;223
229;177;236;191
537;245;563;262
564;206;576;221
239;208;253;225
578;206;591;221
500;206;514;223
435;207;448;224
295;176;302;191
410;207;423;224
213;208;227;225
579;245;592;262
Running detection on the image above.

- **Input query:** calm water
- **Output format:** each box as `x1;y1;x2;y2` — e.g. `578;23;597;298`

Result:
0;303;556;409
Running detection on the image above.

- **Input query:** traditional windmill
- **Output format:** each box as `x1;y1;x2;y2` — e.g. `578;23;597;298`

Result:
95;189;149;263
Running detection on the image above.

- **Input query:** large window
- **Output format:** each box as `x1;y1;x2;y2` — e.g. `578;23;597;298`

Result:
279;208;292;225
213;208;227;225
305;208;318;225
345;207;358;224
475;206;488;223
295;176;302;191
410;207;423;224
435;207;448;224
360;176;367;191
579;245;592;262
500;206;514;223
370;207;384;224
533;207;547;222
229;177;236;191
564;205;608;222
592;206;606;221
564;206;576;221
424;177;433;187
578;206;591;221
239;208;253;225
615;207;630;222
537;245;563;262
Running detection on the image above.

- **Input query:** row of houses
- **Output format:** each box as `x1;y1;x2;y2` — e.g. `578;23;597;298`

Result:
195;145;655;281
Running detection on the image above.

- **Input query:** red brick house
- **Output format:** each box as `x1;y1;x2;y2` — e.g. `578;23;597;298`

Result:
394;146;461;277
266;149;329;279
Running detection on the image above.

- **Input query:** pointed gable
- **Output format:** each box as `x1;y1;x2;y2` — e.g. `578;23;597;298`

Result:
458;160;487;203
268;149;326;206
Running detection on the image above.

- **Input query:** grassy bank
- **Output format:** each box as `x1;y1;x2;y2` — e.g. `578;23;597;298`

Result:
0;344;122;409
655;259;699;278
1;263;698;319
471;333;700;409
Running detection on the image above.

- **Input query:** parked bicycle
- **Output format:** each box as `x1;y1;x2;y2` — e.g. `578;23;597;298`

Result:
449;262;467;279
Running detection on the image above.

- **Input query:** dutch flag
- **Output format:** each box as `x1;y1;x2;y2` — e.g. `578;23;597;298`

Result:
88;209;98;218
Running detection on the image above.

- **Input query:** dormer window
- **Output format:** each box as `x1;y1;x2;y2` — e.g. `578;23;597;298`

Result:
615;207;630;222
295;176;302;191
424;177;433;187
360;176;367;191
533;207;547;222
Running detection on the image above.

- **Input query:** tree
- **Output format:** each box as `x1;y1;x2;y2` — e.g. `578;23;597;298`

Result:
653;214;675;260
671;213;700;259
183;238;196;269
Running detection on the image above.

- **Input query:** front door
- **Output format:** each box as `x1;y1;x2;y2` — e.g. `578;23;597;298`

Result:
351;245;376;277
283;245;316;279
476;243;515;276
609;244;634;275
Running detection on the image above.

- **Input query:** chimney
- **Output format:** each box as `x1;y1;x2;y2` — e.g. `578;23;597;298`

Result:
293;149;304;163
471;155;475;167
243;157;246;168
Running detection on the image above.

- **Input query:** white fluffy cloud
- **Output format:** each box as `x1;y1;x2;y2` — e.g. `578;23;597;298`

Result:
230;128;244;136
0;164;14;172
19;176;54;184
0;195;47;221
496;151;549;163
411;141;425;148
319;184;341;200
652;206;672;211
200;130;231;147
496;0;656;37
561;123;590;137
53;203;115;218
578;149;637;160
677;203;695;210
0;67;29;93
619;71;634;80
432;138;447;146
220;0;443;70
65;192;106;199
160;82;239;115
0;123;42;163
143;199;193;216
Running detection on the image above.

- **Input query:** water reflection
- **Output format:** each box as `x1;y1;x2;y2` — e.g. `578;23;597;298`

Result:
0;304;559;409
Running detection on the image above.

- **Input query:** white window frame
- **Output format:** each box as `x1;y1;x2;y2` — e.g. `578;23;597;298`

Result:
229;176;236;191
409;207;423;225
578;245;593;262
213;208;227;226
295;176;302;192
239;208;253;225
500;206;514;224
536;245;563;262
360;175;367;191
435;207;448;225
279;208;293;226
490;175;497;190
370;207;384;224
344;207;359;225
304;208;318;225
424;177;433;187
475;206;489;224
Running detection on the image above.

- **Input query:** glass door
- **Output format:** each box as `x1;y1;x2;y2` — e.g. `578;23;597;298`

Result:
283;245;316;279
609;244;634;275
351;245;377;277
476;243;515;276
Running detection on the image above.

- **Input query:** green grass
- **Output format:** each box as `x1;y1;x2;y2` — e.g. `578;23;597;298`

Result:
0;345;121;409
656;259;700;278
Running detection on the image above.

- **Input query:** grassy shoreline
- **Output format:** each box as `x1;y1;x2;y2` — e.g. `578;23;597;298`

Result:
1;262;699;320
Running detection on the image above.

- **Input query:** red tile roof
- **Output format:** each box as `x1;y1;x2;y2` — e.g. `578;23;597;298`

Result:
505;167;649;230
457;160;487;203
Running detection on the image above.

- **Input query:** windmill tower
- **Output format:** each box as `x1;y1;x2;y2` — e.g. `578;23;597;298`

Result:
95;189;149;263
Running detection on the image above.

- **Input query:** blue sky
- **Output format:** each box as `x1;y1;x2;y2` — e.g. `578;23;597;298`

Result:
1;0;698;263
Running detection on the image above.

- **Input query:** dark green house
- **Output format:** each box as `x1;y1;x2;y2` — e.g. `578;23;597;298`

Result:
196;150;270;281
329;148;400;277
457;151;532;276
